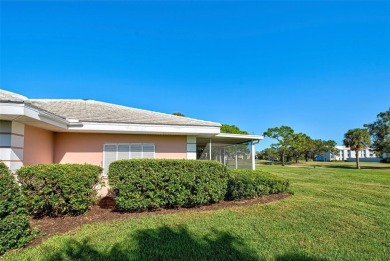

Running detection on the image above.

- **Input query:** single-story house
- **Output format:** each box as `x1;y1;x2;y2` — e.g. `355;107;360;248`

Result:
0;89;263;174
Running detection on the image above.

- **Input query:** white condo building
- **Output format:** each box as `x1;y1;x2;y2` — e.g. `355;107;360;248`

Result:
316;146;379;162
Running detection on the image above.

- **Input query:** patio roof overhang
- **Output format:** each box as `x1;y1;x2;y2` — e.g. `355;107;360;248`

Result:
196;133;264;147
195;133;263;170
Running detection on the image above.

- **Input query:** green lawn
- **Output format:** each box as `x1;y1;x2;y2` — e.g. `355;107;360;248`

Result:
4;163;390;260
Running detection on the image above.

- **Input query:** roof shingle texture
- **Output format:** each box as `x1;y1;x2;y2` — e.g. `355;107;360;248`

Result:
0;89;27;101
28;99;220;127
0;90;219;126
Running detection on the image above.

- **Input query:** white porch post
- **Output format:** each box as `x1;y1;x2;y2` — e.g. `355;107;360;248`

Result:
209;138;212;160
251;140;255;170
235;145;238;169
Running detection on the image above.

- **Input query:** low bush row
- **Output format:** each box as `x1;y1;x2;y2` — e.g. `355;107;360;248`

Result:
4;160;288;217
226;169;289;200
109;159;228;211
17;164;102;217
109;159;289;211
0;162;31;254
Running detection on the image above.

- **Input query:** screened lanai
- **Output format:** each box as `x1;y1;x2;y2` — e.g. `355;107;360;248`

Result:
196;133;263;170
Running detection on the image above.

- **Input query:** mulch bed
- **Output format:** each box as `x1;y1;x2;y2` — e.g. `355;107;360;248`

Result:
28;193;291;247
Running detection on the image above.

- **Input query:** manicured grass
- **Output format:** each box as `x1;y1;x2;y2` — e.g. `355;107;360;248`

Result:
257;160;390;170
4;164;390;260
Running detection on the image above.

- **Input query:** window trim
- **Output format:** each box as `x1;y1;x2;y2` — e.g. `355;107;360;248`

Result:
102;143;156;174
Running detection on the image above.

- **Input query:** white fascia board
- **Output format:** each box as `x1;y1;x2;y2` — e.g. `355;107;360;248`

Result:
0;103;25;115
216;133;264;140
24;104;68;129
0;102;69;129
68;122;221;135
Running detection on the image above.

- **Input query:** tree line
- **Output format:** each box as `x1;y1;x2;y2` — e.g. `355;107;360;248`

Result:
172;108;389;169
259;107;389;169
258;126;338;166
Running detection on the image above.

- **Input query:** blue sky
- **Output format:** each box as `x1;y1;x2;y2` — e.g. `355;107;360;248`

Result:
1;1;389;150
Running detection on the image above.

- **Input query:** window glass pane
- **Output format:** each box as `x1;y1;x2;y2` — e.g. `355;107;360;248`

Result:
143;145;155;158
131;145;142;159
118;145;130;160
103;145;117;175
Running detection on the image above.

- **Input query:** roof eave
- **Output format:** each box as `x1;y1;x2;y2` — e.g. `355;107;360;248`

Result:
216;133;264;140
67;121;221;135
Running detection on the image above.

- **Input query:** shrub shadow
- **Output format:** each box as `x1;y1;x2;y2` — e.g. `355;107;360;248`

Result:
321;165;390;170
97;196;116;209
42;226;260;261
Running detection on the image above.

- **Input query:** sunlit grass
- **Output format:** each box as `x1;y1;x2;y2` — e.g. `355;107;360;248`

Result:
4;164;390;260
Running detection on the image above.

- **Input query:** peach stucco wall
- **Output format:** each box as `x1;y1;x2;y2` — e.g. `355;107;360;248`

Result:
54;133;187;166
24;125;54;165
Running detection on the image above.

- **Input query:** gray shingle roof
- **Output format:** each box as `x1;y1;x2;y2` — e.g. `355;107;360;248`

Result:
28;99;220;127
0;89;220;127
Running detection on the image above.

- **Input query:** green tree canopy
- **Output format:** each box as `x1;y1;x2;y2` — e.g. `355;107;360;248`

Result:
343;128;371;169
364;108;390;154
263;126;294;166
289;133;310;163
172;112;185;117
256;147;279;162
221;124;248;134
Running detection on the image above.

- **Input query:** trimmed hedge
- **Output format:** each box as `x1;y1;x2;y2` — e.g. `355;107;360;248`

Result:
109;159;228;211
380;157;390;163
17;164;102;217
226;169;289;200
0;162;31;254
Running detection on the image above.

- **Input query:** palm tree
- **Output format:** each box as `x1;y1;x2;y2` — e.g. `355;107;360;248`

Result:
343;128;371;169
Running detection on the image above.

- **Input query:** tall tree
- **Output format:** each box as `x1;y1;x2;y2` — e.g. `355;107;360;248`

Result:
307;139;338;161
322;140;339;160
290;133;310;163
263;126;294;166
343;128;371;169
364;108;390;155
302;136;315;162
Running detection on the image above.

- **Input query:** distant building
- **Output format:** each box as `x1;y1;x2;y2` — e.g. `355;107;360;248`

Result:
382;152;390;158
315;146;381;162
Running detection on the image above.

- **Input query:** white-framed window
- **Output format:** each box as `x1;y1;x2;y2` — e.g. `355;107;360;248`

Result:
103;143;155;175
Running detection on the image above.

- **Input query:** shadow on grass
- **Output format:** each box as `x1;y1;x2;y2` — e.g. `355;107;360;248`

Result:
257;161;292;166
318;165;390;170
42;226;260;260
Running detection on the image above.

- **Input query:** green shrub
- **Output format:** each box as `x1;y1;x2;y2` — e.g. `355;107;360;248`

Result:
0;162;31;254
17;164;102;217
226;169;289;200
109;159;228;211
380;157;390;163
